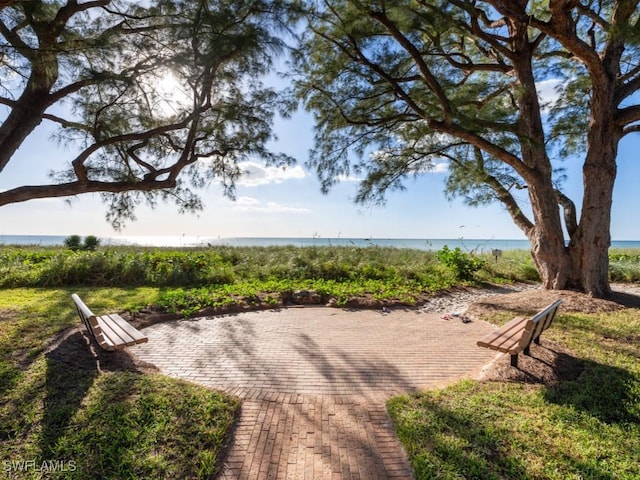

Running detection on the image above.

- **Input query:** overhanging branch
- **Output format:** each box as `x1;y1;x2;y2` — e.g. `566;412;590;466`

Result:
0;178;177;206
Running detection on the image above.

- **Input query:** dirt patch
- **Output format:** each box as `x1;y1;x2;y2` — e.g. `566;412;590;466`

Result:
45;327;159;374
466;287;631;320
468;285;640;386
477;339;585;385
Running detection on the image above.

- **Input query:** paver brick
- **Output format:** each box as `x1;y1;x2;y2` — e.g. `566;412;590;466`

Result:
131;307;499;479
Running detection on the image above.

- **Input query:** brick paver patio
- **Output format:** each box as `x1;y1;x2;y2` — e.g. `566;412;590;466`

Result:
131;307;498;479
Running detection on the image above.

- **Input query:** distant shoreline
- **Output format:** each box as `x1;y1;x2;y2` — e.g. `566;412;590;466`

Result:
2;234;640;251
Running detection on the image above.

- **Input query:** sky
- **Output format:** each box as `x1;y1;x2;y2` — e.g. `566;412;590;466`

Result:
1;78;640;243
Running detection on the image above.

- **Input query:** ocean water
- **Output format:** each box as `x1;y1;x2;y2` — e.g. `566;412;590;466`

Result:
2;234;640;251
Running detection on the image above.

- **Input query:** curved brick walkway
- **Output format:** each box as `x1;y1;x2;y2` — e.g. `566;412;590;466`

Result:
131;307;498;479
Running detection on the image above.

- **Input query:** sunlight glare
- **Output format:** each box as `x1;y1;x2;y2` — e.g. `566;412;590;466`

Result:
154;72;192;117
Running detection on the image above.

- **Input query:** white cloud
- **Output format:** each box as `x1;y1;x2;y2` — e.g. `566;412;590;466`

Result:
233;196;310;214
536;79;563;111
336;173;362;182
237;161;306;187
431;162;449;173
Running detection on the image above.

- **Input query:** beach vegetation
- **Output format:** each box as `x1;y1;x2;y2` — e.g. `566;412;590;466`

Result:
63;235;82;252
63;235;101;252
436;246;485;281
1;245;638;314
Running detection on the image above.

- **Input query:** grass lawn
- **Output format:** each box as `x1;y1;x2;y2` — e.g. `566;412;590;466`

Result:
387;307;640;480
0;288;239;479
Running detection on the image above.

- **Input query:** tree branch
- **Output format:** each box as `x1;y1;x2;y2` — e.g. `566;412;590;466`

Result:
0;179;177;206
430;118;530;180
622;124;640;136
616;69;640;104
616;105;640;128
368;9;454;121
527;1;606;78
0;16;33;60
446;148;534;235
555;189;578;237
447;0;518;60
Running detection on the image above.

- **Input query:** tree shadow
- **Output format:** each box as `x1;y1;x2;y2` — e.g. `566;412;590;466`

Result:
480;340;586;386
293;332;418;395
219;393;415;480
391;386;627;480
480;338;639;424
388;393;533;480
606;290;640;308
543;357;640;424
40;328;152;463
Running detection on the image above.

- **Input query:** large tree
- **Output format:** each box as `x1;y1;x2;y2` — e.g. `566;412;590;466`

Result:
293;0;640;296
0;0;292;229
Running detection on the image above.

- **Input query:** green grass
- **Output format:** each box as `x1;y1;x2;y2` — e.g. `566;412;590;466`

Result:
0;288;239;480
387;308;640;479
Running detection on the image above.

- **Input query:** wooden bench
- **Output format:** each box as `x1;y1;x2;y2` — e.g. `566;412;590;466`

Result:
477;300;562;367
72;293;148;351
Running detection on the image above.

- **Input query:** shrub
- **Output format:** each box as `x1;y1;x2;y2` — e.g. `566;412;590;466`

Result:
64;235;82;251
63;235;101;251
436;245;486;281
83;235;100;251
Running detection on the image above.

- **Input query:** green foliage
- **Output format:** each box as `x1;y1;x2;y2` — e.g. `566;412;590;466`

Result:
63;235;101;252
0;0;294;229
436;246;485;281
63;235;82;251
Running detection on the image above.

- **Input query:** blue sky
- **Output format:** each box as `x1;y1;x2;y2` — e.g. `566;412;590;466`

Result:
1;81;639;242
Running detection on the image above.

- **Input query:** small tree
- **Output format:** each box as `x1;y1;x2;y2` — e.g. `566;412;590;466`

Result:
63;235;82;252
82;235;100;251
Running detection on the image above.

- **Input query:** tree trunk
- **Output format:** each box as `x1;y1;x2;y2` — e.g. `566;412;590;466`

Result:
565;87;618;297
0;51;58;173
526;81;618;297
526;176;571;290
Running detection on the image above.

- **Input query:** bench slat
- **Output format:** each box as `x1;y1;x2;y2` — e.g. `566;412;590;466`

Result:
476;300;562;367
102;313;148;344
86;315;117;351
478;321;534;354
476;300;562;366
97;317;136;346
477;317;530;351
71;293;147;351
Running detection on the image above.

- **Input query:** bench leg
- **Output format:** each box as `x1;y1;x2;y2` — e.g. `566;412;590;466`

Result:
534;337;541;345
523;345;531;356
510;354;519;368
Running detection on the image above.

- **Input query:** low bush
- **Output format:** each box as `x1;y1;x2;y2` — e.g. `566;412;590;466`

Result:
436;245;486;281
